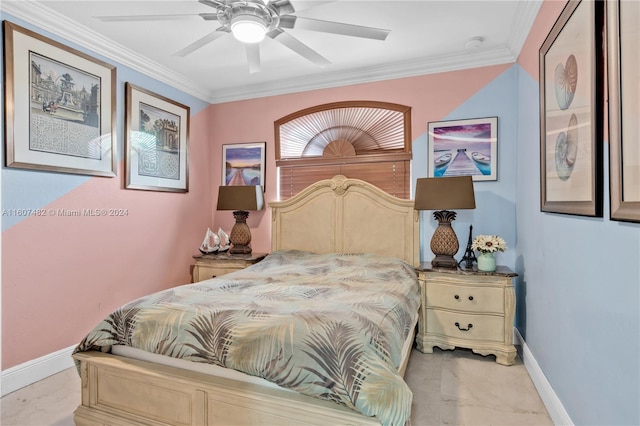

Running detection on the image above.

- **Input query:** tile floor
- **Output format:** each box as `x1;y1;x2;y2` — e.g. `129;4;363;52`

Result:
404;348;552;425
1;347;552;426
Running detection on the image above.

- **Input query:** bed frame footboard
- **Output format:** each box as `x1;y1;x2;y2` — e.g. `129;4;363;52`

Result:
73;351;381;426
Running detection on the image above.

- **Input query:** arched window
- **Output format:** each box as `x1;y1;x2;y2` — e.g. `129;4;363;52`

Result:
275;101;412;199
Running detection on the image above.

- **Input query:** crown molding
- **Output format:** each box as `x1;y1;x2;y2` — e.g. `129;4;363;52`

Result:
210;45;517;103
0;1;213;102
221;0;548;105
506;0;543;58
2;0;541;105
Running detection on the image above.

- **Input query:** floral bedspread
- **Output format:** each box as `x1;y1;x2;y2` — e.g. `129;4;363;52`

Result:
74;250;420;425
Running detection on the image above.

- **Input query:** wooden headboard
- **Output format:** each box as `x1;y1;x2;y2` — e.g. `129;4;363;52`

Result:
270;175;420;267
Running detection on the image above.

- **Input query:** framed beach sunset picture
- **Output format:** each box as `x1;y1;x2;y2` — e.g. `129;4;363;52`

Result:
222;142;266;190
427;117;498;181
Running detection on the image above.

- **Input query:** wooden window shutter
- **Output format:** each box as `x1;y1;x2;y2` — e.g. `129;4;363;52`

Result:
278;165;341;200
275;101;412;200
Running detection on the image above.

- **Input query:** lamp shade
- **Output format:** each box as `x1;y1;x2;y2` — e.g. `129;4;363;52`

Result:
217;185;264;211
414;176;476;211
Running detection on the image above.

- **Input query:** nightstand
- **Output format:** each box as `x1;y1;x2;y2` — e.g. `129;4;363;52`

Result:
415;263;518;365
192;252;267;282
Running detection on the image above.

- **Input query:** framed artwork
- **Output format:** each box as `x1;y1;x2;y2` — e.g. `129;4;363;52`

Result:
3;21;116;176
539;0;604;217
125;83;190;192
222;142;266;190
427;117;498;181
607;0;640;222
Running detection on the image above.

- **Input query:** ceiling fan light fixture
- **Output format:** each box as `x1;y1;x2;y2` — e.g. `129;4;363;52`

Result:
231;14;267;43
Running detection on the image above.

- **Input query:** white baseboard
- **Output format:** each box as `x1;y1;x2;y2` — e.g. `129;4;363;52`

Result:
514;329;573;426
1;344;76;397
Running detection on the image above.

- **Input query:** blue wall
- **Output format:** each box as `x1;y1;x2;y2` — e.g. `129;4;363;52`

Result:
516;63;640;425
0;13;210;231
413;66;519;269
415;60;640;424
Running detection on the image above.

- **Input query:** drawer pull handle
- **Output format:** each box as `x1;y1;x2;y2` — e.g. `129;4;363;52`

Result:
454;295;474;301
455;322;473;331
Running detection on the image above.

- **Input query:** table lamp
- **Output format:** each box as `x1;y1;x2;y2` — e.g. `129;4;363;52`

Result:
414;176;476;268
216;185;264;254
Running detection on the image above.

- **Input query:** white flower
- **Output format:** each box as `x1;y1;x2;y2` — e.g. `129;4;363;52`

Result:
471;235;507;254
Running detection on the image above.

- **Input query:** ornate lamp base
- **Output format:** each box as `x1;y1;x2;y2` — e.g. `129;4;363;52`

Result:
229;210;252;254
430;210;460;269
431;254;459;268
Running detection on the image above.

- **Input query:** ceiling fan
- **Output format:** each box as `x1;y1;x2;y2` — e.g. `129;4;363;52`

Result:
96;0;390;74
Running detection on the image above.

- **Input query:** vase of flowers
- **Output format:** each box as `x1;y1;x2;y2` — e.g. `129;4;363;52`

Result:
471;235;507;272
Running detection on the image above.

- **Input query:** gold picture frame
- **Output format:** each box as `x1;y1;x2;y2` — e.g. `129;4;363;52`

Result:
539;0;604;217
607;0;640;222
3;21;116;177
125;83;190;192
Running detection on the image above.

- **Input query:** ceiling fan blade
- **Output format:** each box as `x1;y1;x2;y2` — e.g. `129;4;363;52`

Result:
269;0;295;16
95;14;200;22
245;44;261;74
289;1;335;13
288;16;390;40
199;13;220;21
173;29;228;57
278;15;296;29
198;0;226;10
269;29;330;67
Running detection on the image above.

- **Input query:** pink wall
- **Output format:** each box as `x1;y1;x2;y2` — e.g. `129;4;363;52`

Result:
1;109;212;369
209;64;511;254
3;62;510;369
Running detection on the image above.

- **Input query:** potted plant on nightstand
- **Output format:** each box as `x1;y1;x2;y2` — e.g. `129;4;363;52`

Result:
471;234;507;272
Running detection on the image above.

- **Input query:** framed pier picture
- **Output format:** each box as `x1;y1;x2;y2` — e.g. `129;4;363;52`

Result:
427;117;498;181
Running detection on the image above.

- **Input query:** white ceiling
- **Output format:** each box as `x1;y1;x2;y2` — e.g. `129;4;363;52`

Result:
1;1;542;104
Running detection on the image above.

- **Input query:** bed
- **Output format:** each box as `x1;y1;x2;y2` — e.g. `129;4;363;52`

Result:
72;175;421;426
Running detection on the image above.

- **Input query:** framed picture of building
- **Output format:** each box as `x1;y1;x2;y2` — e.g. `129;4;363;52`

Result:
125;83;190;192
3;21;116;176
427;117;498;181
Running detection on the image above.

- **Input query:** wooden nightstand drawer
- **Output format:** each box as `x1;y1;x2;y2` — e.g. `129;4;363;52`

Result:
426;309;505;343
415;263;518;365
192;252;267;282
194;265;237;281
426;282;504;314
